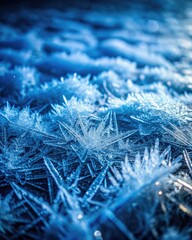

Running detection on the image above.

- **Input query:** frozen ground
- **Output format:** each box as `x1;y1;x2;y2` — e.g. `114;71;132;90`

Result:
0;1;192;239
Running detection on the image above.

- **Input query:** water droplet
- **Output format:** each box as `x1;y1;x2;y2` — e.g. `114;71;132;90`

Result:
158;191;163;196
77;214;83;220
94;230;102;238
155;181;160;186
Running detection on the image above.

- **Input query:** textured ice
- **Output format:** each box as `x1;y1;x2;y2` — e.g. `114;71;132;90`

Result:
0;1;192;239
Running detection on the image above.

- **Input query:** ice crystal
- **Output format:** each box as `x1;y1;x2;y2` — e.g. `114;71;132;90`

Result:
0;103;46;134
109;93;192;134
101;140;181;201
93;70;129;98
59;112;135;164
51;96;96;125
119;140;181;192
22;74;101;110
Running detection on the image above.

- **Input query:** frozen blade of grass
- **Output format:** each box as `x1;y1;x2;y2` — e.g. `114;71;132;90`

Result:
26;182;47;192
43;138;67;149
10;182;53;214
162;124;190;147
87;163;96;177
47;177;54;204
160;147;172;167
83;164;109;202
166;194;192;217
44;157;77;210
9;182;23;200
79;148;88;163
59;121;83;144
77;112;88;137
0;112;10;123
58;122;69;141
101;129;137;149
68;165;82;190
44;157;65;188
160;146;171;162
107;171;119;187
174;178;192;192
104;209;136;240
178;203;192;217
86;199;105;207
96;112;111;134
23;197;48;227
70;144;88;163
183;150;192;175
154;138;159;155
110;166;123;182
112;112;119;135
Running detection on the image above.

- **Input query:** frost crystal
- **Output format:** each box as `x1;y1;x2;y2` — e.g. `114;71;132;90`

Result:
109;93;192;134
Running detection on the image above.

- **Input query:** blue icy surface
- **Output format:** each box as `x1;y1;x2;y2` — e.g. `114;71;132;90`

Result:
1;1;192;239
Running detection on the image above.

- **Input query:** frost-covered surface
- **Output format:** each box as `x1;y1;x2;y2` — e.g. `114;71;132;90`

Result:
1;0;192;239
